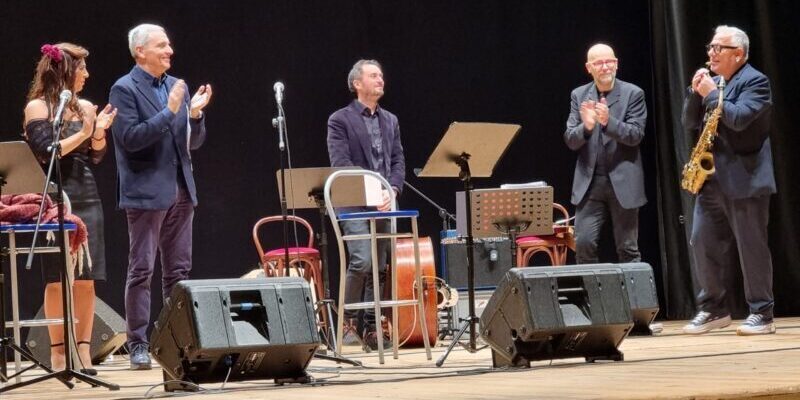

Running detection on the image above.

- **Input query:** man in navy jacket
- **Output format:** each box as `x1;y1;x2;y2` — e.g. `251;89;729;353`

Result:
681;26;776;336
110;23;212;369
327;59;405;350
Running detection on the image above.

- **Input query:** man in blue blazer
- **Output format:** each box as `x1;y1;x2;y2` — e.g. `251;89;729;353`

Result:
109;23;212;369
564;44;647;264
327;59;405;350
681;26;776;336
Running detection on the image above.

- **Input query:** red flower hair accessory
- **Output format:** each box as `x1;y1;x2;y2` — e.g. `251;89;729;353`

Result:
40;44;63;63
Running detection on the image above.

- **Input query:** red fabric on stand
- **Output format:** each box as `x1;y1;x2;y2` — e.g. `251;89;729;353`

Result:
0;193;87;254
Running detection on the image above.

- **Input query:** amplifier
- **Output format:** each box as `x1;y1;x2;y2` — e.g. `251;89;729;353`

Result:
439;233;514;290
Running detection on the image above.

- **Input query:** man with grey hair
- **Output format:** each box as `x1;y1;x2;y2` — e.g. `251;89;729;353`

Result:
327;59;405;350
109;23;213;369
681;26;776;335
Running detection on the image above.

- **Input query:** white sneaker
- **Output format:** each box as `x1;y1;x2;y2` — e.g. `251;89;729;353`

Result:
736;313;776;336
682;311;732;334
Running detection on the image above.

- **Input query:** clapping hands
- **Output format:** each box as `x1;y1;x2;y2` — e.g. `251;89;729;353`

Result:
190;84;212;118
94;104;117;130
580;97;609;132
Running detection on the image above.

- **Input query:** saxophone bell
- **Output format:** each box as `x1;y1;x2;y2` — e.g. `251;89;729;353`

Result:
699;152;715;176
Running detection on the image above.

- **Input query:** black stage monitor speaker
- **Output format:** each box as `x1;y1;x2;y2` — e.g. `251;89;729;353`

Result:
479;263;659;368
25;296;127;366
552;263;659;335
150;277;320;391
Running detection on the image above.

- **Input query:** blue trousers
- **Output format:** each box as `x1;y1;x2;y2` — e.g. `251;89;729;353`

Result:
124;188;194;346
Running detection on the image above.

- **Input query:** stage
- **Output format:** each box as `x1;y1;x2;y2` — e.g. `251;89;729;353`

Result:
2;318;800;399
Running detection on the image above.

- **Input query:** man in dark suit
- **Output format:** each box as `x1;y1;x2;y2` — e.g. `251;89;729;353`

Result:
565;44;647;264
327;59;405;349
681;26;776;336
109;23;212;369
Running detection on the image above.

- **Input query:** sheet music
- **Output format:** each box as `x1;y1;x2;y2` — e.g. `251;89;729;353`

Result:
500;181;547;189
363;175;383;206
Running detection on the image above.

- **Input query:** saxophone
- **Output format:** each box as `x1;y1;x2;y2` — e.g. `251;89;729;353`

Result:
681;76;725;195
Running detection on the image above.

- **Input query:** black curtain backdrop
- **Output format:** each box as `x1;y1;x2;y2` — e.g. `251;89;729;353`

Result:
650;0;800;319
0;1;796;331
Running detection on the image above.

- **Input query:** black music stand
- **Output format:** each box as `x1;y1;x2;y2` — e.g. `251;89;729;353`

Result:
0;141;58;384
0;141;50;198
462;186;553;266
276;166;364;366
417;122;520;367
0;140;119;392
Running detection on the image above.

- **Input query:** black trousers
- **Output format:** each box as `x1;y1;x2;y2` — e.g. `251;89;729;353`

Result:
690;178;774;318
574;175;641;264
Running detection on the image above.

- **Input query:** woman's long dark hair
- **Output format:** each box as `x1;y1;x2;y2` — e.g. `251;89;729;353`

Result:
26;42;88;120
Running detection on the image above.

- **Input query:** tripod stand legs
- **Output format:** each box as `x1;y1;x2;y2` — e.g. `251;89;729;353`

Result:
0;338;120;393
314;299;362;367
0;338;70;387
435;316;481;367
0;368;120;393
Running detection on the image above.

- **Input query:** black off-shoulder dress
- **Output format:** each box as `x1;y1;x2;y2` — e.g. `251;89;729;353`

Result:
25;118;107;282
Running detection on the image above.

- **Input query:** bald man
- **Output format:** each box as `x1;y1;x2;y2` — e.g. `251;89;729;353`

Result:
564;43;647;264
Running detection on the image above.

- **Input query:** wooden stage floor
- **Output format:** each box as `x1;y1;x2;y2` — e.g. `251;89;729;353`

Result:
3;317;800;400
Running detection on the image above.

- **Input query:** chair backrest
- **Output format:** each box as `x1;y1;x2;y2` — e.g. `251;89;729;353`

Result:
553;203;571;226
323;169;397;255
252;215;315;262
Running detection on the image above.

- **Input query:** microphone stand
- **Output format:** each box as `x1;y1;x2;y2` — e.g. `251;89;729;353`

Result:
3;105;119;392
272;103;290;269
402;179;459;341
403;180;456;232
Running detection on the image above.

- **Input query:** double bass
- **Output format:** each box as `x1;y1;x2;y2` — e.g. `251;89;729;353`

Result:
388;237;438;347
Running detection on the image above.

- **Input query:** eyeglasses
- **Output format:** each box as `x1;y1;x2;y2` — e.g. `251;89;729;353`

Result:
590;59;618;68
705;44;739;54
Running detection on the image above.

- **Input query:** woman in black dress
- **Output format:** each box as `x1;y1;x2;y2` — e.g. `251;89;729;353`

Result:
23;43;116;374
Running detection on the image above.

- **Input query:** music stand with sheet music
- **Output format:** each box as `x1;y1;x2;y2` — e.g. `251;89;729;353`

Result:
417;122;520;367
0;140;118;392
458;186;554;266
276;166;365;365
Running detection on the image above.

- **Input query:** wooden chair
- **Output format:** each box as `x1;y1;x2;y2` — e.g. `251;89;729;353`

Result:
252;215;326;327
516;203;575;266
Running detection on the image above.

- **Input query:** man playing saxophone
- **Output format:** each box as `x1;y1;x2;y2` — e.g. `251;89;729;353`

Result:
681;26;776;336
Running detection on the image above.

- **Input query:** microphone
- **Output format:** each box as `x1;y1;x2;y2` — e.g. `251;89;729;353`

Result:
53;89;72;127
273;81;284;105
272;82;285;151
